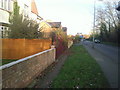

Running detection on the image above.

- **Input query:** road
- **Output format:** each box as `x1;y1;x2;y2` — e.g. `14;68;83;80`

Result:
82;41;119;88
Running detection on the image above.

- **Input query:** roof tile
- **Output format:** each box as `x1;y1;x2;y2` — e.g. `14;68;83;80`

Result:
31;0;38;15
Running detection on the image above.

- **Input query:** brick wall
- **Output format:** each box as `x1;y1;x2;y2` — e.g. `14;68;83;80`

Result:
0;48;56;88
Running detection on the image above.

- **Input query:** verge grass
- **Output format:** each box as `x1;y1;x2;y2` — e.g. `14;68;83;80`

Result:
51;45;109;88
102;42;120;47
1;59;18;66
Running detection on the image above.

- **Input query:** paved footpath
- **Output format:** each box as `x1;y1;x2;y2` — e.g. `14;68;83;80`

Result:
82;42;118;88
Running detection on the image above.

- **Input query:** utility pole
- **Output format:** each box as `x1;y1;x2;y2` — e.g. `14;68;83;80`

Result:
92;0;96;48
92;0;103;48
93;0;96;42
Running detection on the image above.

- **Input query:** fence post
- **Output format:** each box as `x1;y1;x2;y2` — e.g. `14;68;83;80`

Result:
51;45;55;48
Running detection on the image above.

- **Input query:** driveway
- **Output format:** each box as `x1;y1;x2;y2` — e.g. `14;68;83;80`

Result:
82;41;118;88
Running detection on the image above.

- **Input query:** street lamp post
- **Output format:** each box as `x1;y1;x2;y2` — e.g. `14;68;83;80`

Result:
92;0;96;48
92;0;103;48
93;0;96;42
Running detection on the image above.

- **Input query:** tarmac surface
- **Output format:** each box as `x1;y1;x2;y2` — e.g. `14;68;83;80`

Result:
82;41;118;88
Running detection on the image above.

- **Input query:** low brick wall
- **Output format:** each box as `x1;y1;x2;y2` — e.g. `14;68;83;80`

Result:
0;48;56;88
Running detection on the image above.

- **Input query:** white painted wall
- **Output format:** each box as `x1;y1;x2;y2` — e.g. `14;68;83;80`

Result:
0;0;14;24
0;9;9;24
17;0;40;23
0;0;40;25
30;12;39;22
17;0;31;17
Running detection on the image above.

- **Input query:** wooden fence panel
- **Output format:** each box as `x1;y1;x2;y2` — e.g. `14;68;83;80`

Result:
1;39;52;59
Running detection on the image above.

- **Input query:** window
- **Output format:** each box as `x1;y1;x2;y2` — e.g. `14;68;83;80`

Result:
4;0;7;10
24;4;29;17
8;0;11;11
0;0;1;8
0;26;9;38
0;0;12;11
0;0;4;8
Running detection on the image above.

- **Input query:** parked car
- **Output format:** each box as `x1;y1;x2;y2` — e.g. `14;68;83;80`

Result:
94;39;100;43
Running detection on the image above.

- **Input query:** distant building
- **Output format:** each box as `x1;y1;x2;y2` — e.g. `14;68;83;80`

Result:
80;35;83;39
83;34;90;39
39;21;67;38
41;21;62;38
39;20;52;38
47;22;62;30
62;27;67;34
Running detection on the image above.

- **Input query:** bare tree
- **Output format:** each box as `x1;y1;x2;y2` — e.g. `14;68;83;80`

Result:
94;1;120;43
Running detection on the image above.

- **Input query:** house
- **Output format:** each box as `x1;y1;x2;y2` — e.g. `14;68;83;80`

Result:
39;21;62;38
47;22;62;31
62;27;67;35
30;0;43;22
39;20;52;38
0;0;42;38
0;0;14;38
17;0;42;22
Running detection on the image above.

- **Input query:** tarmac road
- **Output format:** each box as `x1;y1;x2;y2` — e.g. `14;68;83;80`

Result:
82;41;118;88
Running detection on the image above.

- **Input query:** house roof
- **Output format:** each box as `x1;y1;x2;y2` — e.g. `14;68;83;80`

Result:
31;0;38;15
47;22;61;28
37;15;43;20
62;27;67;32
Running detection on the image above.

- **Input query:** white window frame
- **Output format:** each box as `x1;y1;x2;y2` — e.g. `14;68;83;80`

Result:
4;0;8;10
8;0;11;11
0;0;12;11
0;0;1;8
1;0;4;9
24;4;29;17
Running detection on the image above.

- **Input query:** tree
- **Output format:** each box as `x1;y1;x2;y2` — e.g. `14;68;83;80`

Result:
50;29;68;46
9;1;41;39
93;1;120;43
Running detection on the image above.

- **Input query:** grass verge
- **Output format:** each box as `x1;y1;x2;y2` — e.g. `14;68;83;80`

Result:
102;42;120;47
51;45;109;88
1;59;18;66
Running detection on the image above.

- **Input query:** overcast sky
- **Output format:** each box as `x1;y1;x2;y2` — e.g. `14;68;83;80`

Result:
35;0;116;35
